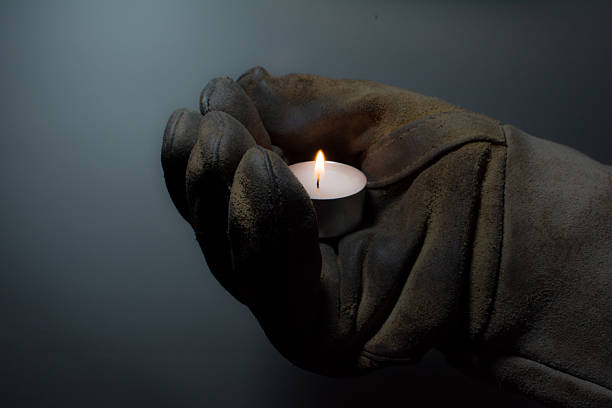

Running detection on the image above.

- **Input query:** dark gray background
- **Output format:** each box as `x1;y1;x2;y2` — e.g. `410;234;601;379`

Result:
1;1;610;407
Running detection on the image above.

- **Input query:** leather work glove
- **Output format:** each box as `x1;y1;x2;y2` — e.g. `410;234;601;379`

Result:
161;67;612;407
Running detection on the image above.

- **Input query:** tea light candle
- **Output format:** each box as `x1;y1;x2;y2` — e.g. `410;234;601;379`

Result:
289;150;367;238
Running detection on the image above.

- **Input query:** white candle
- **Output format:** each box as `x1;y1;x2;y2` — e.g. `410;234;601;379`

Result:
289;161;366;199
289;150;367;238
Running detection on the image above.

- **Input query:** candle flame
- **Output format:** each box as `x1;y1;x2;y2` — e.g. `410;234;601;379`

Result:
315;149;325;189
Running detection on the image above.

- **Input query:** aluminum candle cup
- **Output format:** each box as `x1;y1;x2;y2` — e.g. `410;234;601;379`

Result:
289;159;367;238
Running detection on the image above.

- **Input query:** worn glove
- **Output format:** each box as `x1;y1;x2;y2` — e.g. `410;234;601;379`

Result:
161;67;612;407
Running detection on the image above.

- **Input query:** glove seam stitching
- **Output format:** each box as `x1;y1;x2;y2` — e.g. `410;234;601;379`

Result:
474;125;508;344
359;349;419;364
367;138;506;189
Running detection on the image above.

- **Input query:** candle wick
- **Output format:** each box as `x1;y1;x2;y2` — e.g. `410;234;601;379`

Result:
316;173;320;189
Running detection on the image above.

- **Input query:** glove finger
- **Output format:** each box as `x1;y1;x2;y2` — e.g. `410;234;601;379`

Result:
228;146;332;367
200;77;273;149
236;66;457;165
185;111;256;302
161;109;202;222
228;145;320;308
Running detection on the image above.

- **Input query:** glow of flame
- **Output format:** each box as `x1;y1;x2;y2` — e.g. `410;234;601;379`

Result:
314;149;325;189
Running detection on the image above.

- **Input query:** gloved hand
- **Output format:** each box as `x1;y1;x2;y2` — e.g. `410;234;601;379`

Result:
161;67;612;407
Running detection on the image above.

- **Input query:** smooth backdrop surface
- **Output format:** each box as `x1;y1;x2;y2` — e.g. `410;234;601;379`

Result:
1;1;610;407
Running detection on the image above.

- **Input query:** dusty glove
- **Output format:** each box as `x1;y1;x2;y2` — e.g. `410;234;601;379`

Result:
161;67;612;407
